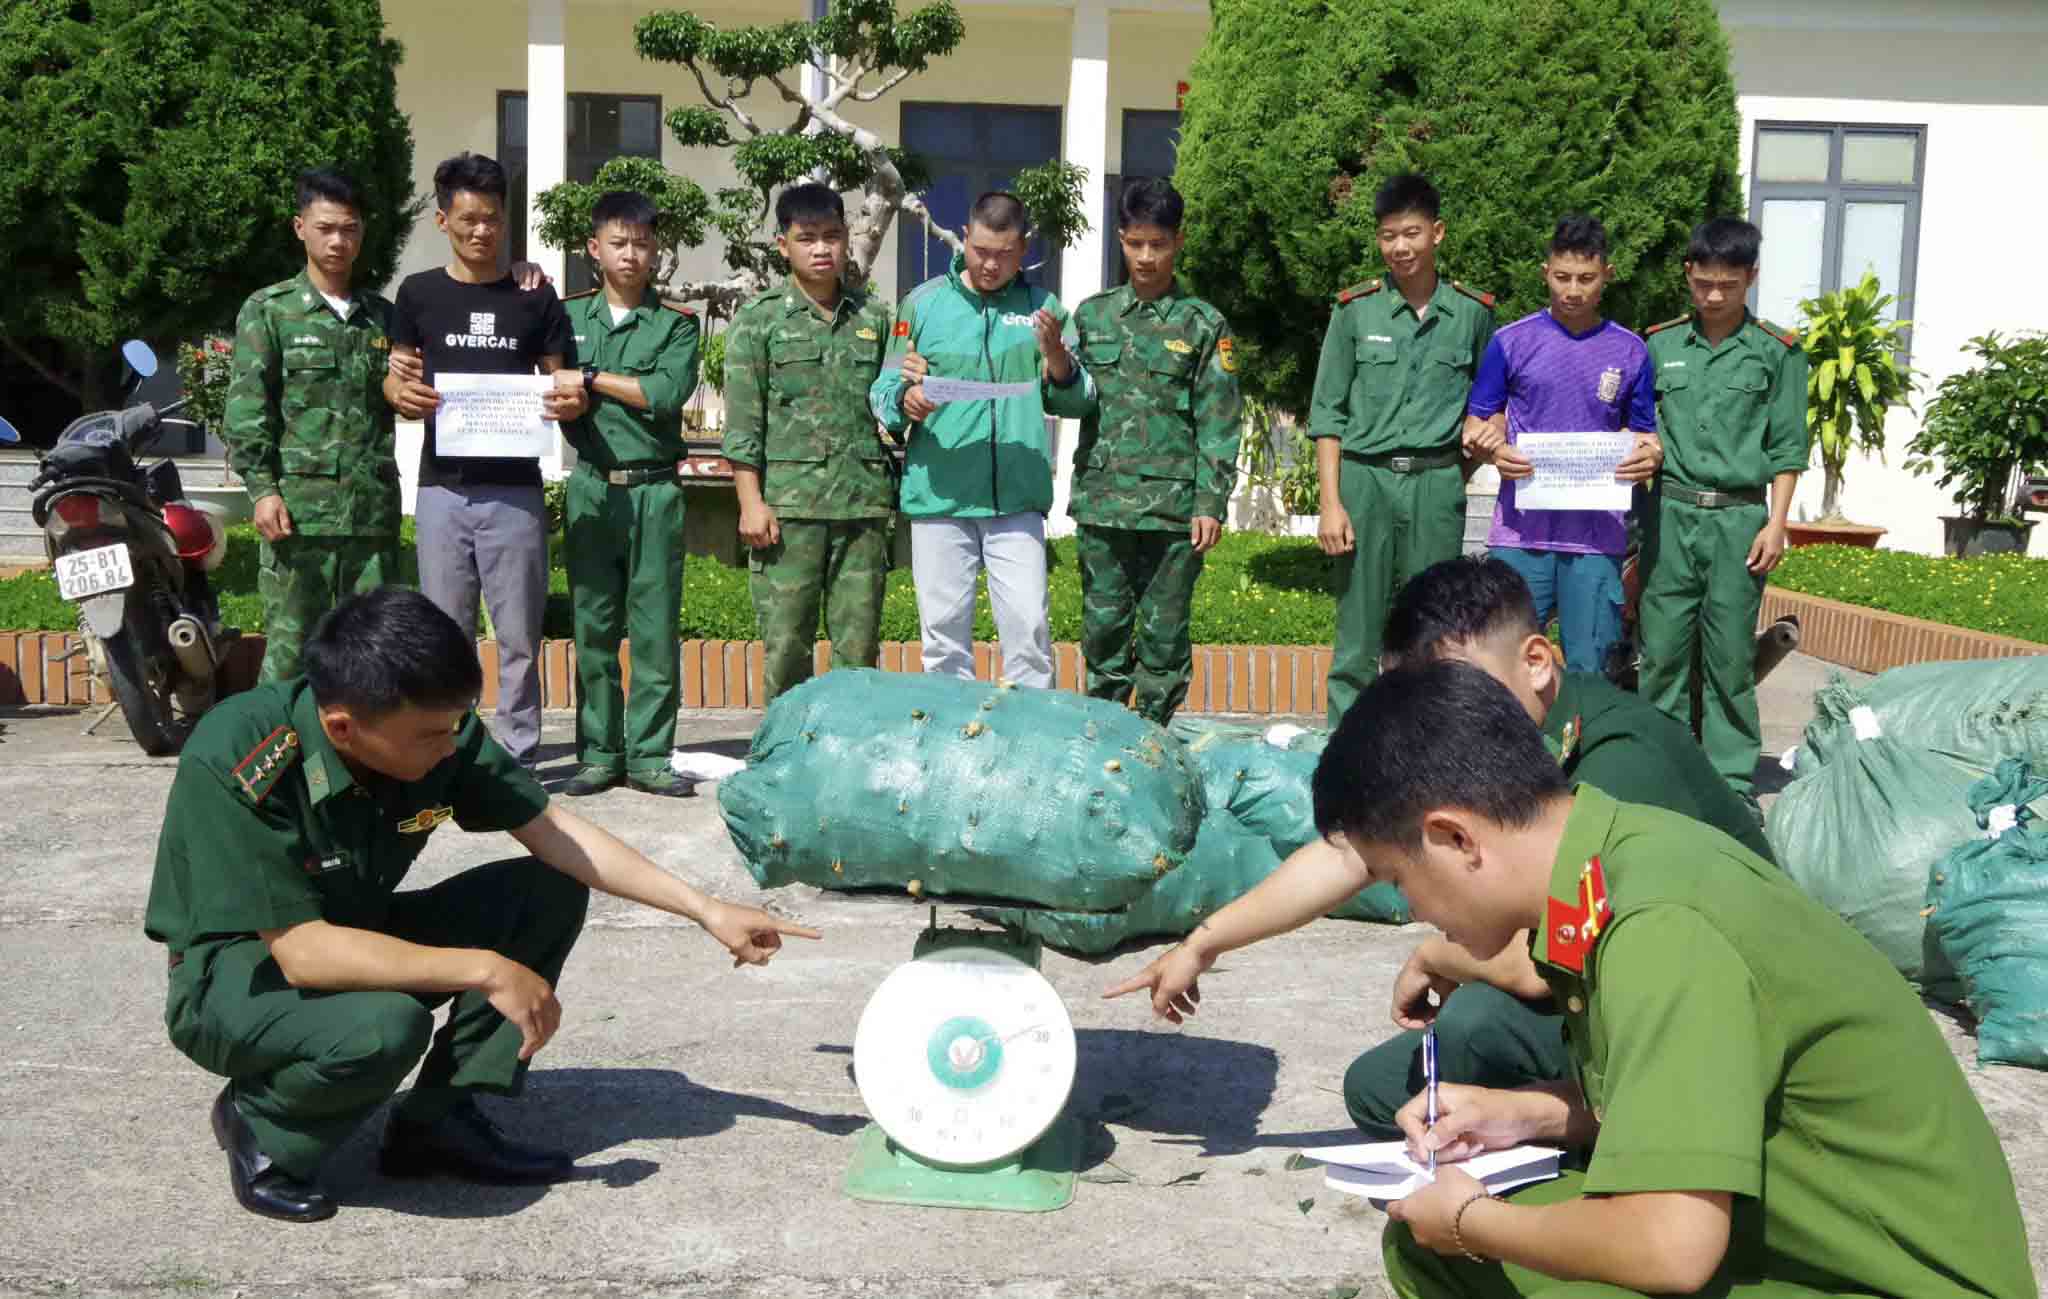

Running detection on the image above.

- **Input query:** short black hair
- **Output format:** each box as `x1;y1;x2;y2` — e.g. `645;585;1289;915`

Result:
1374;173;1440;224
967;190;1030;236
590;189;659;236
1547;212;1608;261
434;152;509;212
296;166;362;216
303;587;483;718
1382;557;1543;668
776;182;846;232
1312;660;1568;851
1117;177;1185;232
1685;216;1763;269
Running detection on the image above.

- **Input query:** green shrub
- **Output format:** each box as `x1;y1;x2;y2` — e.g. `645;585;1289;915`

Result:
1770;545;2048;645
1175;0;1741;416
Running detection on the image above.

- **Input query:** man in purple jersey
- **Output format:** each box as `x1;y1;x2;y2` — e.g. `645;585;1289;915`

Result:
1462;216;1662;674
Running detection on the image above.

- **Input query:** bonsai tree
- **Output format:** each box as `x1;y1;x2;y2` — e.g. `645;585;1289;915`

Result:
535;2;1088;319
1174;0;1743;418
1905;330;2048;525
1798;270;1917;521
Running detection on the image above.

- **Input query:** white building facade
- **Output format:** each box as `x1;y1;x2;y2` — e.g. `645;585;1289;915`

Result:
380;0;2048;556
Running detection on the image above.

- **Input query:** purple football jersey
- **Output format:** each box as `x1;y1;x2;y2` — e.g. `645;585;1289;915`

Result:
1467;311;1656;555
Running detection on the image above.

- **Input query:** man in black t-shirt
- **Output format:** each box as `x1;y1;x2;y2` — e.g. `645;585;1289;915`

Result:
385;152;586;766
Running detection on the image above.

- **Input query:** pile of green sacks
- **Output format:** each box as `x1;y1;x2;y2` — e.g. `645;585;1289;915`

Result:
1925;759;2048;1068
1768;657;2048;1004
717;672;1408;955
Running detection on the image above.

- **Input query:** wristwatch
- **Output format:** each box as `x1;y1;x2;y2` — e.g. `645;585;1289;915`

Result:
581;365;600;394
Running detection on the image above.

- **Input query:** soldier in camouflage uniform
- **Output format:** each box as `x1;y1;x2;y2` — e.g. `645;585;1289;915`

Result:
722;184;896;703
1050;178;1241;724
223;168;402;684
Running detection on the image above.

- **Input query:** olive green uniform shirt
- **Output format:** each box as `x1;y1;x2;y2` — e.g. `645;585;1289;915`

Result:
143;681;549;957
1645;313;1809;492
1061;282;1242;530
1307;274;1495;456
721;282;896;521
1531;785;2033;1298
222;271;401;537
559;289;702;470
1547;671;1775;863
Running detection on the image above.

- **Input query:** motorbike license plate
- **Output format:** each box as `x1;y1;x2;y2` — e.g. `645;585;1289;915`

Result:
55;542;135;601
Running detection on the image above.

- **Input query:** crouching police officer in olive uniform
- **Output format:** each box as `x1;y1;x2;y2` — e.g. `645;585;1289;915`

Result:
144;588;817;1222
558;190;702;798
1640;217;1809;803
1049;177;1241;724
223;166;403;684
722;183;897;703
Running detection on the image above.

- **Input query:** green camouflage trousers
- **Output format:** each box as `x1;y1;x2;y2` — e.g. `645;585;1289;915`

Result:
564;469;685;778
1076;524;1204;724
748;518;889;703
257;535;400;684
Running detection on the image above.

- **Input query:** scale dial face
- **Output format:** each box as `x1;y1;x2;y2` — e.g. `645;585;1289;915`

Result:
853;946;1078;1167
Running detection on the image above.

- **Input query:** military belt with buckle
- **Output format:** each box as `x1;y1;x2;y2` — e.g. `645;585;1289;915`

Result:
587;462;677;487
1356;448;1460;474
1662;481;1765;509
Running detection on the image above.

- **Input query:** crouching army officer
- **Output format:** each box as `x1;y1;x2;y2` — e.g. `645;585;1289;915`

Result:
144;587;817;1222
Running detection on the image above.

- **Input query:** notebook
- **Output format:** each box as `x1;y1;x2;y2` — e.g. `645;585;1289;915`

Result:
1302;1140;1564;1203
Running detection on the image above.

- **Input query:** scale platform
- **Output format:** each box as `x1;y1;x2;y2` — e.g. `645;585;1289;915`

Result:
846;912;1082;1212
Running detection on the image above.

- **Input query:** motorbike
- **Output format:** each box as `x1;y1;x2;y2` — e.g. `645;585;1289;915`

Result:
1;341;233;755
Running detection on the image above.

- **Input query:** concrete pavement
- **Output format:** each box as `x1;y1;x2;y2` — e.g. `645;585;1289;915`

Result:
1;654;2042;1299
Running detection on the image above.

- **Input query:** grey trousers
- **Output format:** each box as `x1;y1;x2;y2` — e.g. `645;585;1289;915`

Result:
415;482;549;764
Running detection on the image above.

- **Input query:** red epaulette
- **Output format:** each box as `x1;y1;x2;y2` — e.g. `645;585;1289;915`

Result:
1644;315;1690;336
561;288;600;303
662;301;697;316
1451;281;1496;310
230;724;301;804
1335;280;1381;306
1756;319;1799;348
1545;855;1615;975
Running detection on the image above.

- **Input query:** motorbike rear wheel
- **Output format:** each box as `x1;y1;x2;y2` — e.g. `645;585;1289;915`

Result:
102;625;182;756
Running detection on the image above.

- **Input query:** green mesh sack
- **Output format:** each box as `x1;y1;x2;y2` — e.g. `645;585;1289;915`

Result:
1925;760;2048;1069
1326;880;1413;924
717;669;1203;911
1767;728;1978;997
1791;659;2048;780
1189;739;1321;857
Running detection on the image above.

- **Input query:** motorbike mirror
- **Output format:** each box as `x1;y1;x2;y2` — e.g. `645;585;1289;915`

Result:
0;417;18;444
122;340;159;379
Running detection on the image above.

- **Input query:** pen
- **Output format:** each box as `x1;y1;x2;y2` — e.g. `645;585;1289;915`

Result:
1424;1022;1439;1178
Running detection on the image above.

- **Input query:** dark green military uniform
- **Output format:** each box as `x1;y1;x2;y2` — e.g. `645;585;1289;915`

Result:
1383;785;2034;1299
1343;669;1777;1137
1641;313;1808;796
144;681;583;1179
1309;275;1494;727
223;272;403;683
559;289;700;782
1055;282;1240;724
720;281;895;702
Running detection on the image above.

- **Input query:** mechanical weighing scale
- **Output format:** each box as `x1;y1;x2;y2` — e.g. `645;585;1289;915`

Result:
845;907;1084;1212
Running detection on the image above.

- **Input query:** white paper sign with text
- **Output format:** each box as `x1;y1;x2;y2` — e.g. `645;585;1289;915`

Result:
435;373;555;459
1515;431;1635;511
920;376;1040;406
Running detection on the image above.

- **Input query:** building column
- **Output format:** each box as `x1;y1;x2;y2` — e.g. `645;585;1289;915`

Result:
527;0;571;476
1051;0;1110;536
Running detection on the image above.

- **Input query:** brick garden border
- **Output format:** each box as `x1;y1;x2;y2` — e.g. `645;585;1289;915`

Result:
5;595;2037;712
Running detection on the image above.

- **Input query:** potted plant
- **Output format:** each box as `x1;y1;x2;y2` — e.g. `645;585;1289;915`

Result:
1905;330;2048;556
1786;271;1916;549
174;335;255;523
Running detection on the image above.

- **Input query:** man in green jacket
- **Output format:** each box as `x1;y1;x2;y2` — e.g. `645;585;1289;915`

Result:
223;167;402;683
724;183;897;703
1308;173;1495;727
868;192;1074;688
556;190;701;798
1060;177;1241;723
1641;217;1810;801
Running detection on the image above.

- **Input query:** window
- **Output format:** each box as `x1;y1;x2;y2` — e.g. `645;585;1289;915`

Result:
497;91;663;291
896;103;1064;299
1749;123;1924;354
1103;110;1182;288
